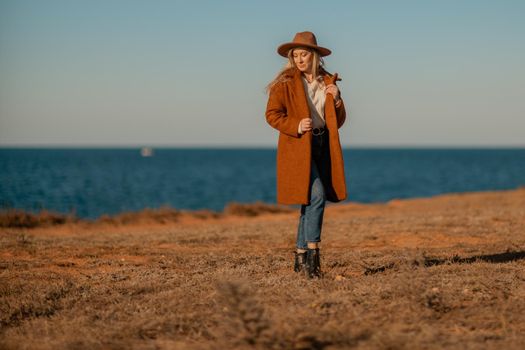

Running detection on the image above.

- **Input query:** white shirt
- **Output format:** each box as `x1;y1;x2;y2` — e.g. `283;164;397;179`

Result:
299;76;326;134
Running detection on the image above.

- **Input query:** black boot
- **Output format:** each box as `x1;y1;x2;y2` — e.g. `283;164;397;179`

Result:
305;248;321;278
294;251;307;272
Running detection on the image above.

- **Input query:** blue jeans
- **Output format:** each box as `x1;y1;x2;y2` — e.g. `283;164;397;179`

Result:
296;131;329;249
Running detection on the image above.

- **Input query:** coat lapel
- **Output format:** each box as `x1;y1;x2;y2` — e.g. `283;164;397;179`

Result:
292;68;339;125
322;74;338;132
291;68;311;121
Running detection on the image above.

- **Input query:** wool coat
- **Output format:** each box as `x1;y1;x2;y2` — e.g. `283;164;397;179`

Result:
265;67;347;205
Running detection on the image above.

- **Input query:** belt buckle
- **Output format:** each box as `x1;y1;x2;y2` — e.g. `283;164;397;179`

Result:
312;127;325;136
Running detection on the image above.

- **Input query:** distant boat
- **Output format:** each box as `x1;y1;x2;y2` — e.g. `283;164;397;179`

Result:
140;147;154;157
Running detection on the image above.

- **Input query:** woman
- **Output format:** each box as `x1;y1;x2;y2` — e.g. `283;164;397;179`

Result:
265;31;347;279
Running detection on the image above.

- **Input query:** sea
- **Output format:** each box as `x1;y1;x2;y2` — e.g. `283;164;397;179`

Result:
1;148;524;219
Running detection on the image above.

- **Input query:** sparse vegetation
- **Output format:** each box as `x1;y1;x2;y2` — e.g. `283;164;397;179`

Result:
0;209;76;228
224;201;294;217
0;201;292;228
0;188;524;349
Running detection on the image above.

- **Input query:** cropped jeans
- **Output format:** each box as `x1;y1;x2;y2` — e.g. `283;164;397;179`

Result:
296;130;329;249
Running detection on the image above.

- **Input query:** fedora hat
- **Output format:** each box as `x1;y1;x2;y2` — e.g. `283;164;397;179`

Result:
277;31;331;58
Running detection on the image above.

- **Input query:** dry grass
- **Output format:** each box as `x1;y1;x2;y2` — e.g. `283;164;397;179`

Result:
0;209;78;228
0;201;289;228
1;188;524;349
224;201;294;217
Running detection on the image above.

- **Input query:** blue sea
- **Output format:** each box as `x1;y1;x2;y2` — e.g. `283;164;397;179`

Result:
1;148;524;219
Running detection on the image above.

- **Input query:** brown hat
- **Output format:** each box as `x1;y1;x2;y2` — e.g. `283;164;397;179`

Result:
277;31;331;58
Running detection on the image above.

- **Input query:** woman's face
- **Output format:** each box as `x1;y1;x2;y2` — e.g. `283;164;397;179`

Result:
292;48;313;74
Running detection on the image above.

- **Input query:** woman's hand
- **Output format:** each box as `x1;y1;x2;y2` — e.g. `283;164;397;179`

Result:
325;84;340;101
299;118;313;134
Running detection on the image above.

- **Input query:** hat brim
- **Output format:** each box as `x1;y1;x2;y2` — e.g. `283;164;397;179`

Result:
277;43;331;57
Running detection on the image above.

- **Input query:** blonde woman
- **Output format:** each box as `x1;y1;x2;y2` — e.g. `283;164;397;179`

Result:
265;31;347;278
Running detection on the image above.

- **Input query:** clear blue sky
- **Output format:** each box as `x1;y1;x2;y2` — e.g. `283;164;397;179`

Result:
1;0;524;147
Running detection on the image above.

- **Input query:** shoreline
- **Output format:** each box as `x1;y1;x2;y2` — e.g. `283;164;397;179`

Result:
1;186;524;230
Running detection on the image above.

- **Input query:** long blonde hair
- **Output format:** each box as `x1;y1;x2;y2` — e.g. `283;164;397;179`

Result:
265;47;327;93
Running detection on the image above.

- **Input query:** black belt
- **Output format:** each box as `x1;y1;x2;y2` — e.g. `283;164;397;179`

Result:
312;127;326;136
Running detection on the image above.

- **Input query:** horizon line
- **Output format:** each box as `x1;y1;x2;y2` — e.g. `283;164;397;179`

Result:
1;144;524;150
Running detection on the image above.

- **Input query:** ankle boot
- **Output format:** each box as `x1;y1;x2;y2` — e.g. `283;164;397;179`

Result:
294;251;307;272
305;248;321;278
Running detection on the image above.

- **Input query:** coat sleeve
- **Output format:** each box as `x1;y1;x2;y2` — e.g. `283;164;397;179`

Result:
265;82;300;138
335;97;347;129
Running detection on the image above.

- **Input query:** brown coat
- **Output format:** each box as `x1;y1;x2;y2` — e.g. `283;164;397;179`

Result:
265;67;347;205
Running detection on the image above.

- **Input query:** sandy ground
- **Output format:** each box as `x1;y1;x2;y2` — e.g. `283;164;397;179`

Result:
1;188;525;349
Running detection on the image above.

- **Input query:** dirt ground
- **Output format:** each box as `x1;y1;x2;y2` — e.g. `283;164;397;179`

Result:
1;188;525;349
